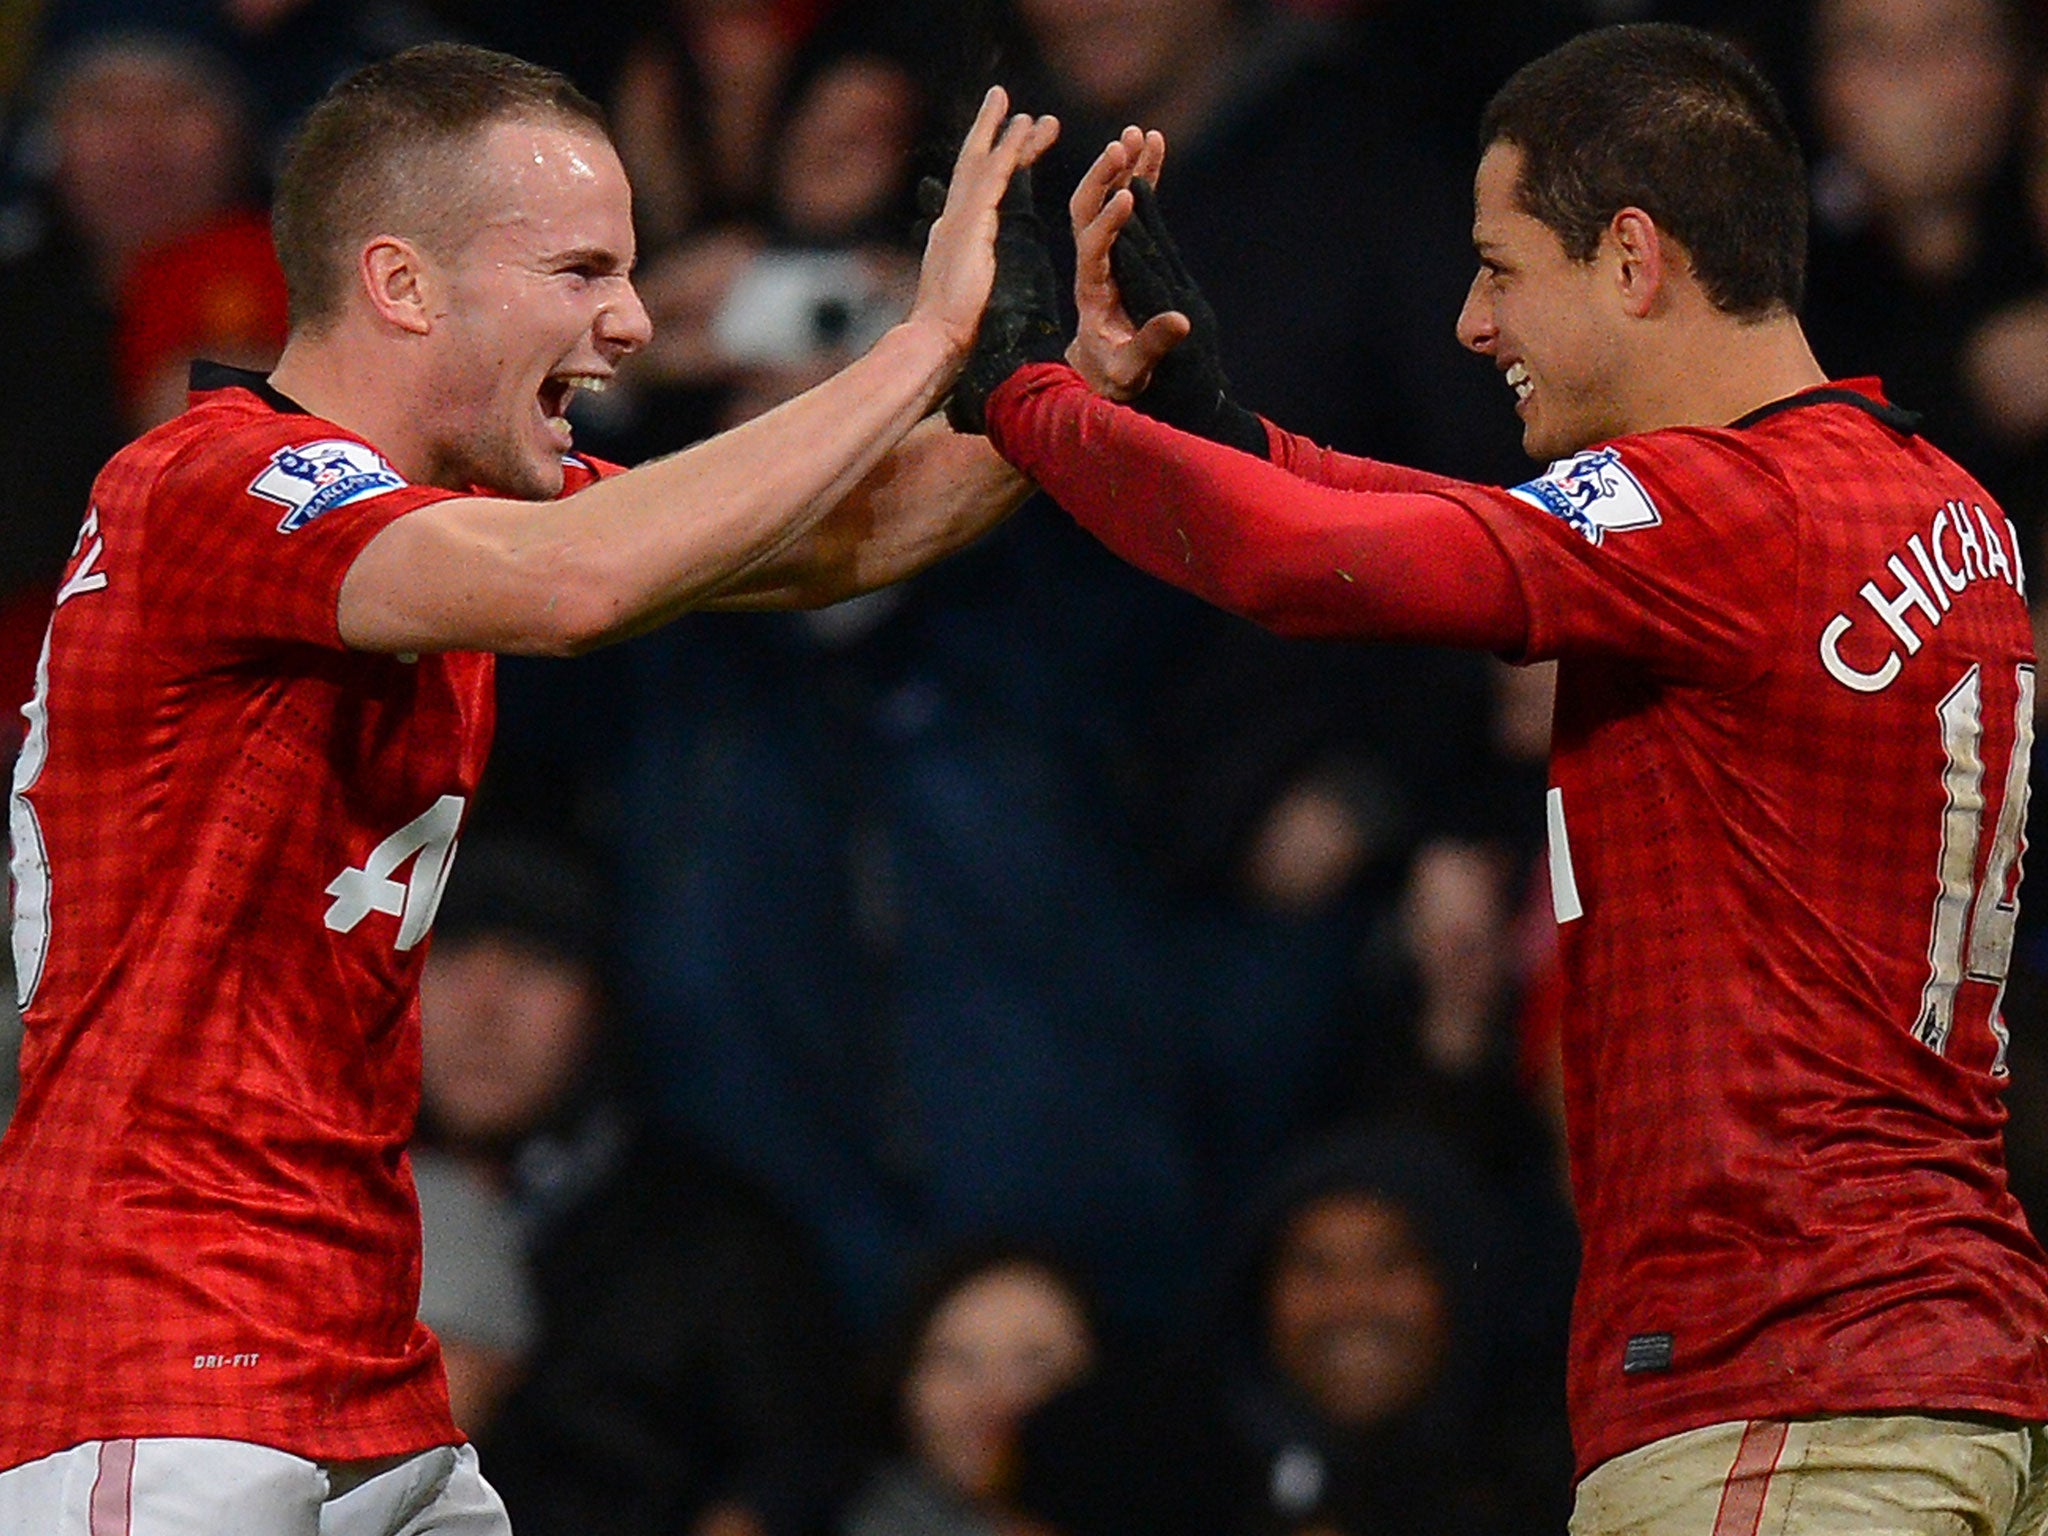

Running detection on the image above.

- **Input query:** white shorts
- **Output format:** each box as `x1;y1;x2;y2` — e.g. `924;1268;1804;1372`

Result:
1571;1414;2048;1536
0;1438;511;1536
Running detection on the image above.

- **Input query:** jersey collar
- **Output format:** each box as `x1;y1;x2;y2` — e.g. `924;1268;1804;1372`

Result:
188;359;311;417
1729;378;1921;436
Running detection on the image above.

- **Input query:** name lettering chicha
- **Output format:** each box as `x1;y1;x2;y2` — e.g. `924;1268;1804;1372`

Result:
1821;500;2026;692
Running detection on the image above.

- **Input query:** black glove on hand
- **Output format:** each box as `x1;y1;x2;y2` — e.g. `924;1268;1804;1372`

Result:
1110;178;1267;457
925;167;1067;435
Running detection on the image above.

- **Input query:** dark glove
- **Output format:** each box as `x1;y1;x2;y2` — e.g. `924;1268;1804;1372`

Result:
1110;177;1267;457
921;167;1067;435
913;173;946;247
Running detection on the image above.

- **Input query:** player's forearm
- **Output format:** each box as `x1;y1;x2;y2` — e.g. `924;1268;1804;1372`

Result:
701;418;1032;610
339;320;963;654
554;319;970;641
985;363;1528;649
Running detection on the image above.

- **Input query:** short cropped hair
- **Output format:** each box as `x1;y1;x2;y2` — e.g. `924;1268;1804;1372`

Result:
272;42;608;332
1479;23;1808;319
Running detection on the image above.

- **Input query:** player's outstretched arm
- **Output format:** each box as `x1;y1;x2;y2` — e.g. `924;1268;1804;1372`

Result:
695;413;1033;612
337;88;1057;655
718;152;1074;609
981;365;1527;651
689;159;1067;609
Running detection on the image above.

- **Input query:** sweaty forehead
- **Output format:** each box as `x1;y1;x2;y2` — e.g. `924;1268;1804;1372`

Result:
422;115;632;255
480;116;615;193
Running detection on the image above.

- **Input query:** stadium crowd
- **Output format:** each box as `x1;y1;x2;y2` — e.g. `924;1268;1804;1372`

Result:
3;0;2048;1531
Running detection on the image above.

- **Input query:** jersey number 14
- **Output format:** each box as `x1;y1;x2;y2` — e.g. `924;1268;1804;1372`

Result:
1917;662;2033;1070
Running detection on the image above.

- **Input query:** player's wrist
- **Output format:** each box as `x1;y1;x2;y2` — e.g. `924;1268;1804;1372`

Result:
1123;356;1265;456
889;313;977;398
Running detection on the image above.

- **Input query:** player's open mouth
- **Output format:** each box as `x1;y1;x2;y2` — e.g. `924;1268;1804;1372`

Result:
539;373;610;432
1506;361;1533;403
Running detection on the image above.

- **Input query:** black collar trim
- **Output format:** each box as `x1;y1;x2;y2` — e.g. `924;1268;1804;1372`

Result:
1730;386;1920;435
189;360;311;417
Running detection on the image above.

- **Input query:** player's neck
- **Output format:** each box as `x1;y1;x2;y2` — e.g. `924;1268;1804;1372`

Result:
269;332;438;485
1629;309;1827;437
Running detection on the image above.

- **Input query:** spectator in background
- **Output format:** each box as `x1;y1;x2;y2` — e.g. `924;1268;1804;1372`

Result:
842;1243;1097;1536
0;27;262;750
1800;0;2037;485
416;833;854;1536
609;0;815;250
770;46;921;242
702;42;924;422
23;27;252;291
33;0;460;162
486;12;1027;1344
598;25;928;456
1006;0;1519;474
1973;68;2048;1231
114;210;290;431
1012;1125;1564;1536
564;0;1540;1346
1960;68;2048;560
1000;0;1536;1182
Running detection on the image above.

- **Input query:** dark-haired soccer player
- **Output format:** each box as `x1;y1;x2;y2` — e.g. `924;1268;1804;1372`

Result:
0;42;1054;1536
975;23;2048;1534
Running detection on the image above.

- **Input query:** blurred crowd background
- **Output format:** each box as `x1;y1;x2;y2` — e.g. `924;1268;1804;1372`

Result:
6;0;2048;1531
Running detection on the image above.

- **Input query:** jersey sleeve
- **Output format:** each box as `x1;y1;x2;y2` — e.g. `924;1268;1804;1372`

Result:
142;418;457;653
1262;419;1475;496
986;363;1527;650
1451;428;1795;683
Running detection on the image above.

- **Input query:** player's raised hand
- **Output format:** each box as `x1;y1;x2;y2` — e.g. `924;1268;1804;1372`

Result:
1068;126;1183;400
910;87;1059;362
1070;130;1267;456
942;161;1068;434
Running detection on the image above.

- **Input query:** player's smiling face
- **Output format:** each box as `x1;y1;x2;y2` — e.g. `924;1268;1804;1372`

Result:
1457;141;1632;462
423;117;651;498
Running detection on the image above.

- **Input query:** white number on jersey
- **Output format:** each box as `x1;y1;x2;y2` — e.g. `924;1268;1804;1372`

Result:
10;510;109;1011
1915;662;2032;1068
9;630;53;1011
323;795;465;951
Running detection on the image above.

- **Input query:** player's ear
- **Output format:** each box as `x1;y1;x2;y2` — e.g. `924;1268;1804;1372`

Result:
360;236;437;336
1607;207;1666;320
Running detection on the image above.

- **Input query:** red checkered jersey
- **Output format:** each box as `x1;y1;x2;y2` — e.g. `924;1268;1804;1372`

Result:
984;367;2048;1478
0;371;612;1470
1455;385;2048;1474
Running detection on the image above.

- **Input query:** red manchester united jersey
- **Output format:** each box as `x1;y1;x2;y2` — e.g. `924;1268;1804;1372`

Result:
0;370;607;1469
984;366;2048;1482
1452;383;2048;1473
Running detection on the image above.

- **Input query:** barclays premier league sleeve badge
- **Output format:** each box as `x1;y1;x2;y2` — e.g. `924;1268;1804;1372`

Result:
248;440;409;533
1507;447;1662;546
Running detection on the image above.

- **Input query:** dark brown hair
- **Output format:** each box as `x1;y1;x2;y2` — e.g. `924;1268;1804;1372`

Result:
272;42;608;331
1480;23;1807;318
